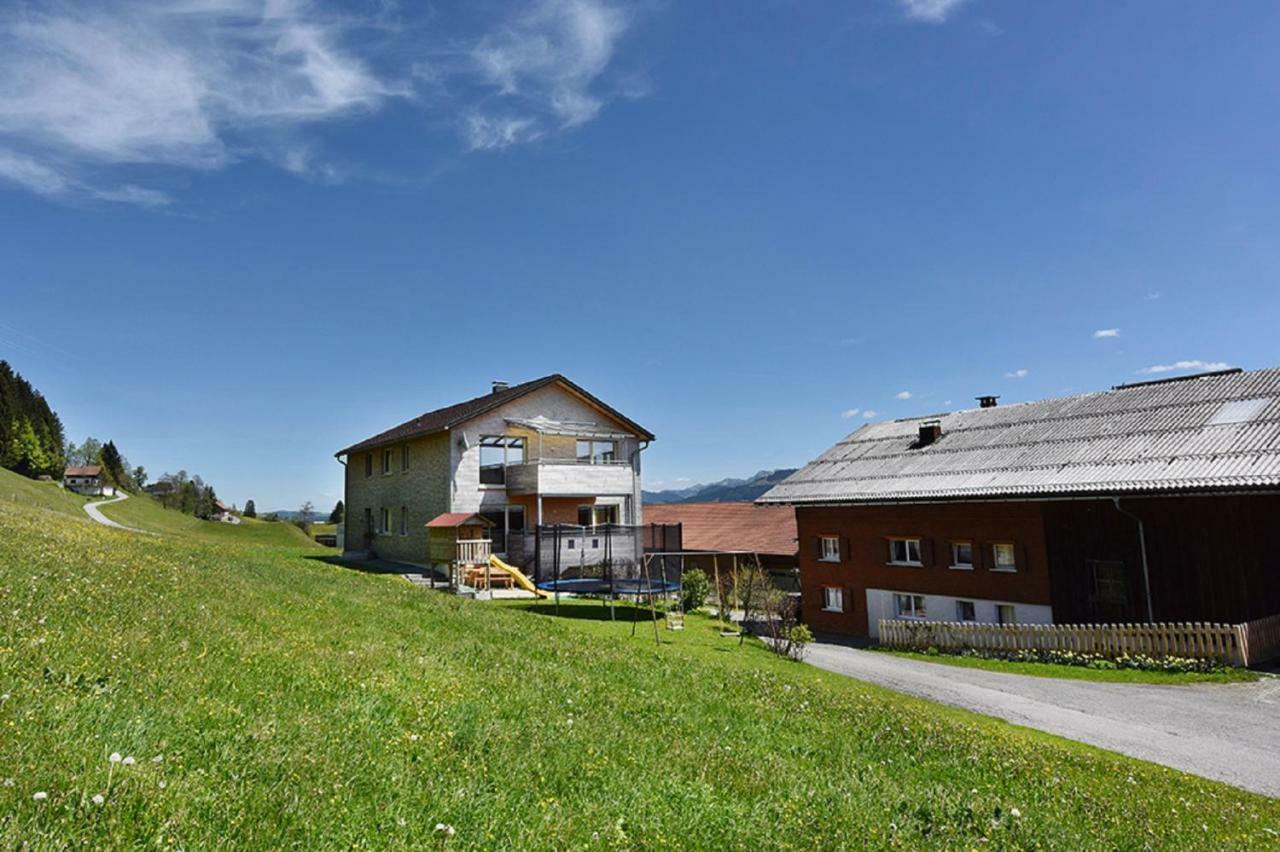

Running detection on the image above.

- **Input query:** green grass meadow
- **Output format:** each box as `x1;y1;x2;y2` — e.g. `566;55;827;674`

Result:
1;495;1277;847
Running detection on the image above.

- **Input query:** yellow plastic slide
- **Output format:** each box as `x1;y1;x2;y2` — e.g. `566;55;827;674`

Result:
488;555;550;598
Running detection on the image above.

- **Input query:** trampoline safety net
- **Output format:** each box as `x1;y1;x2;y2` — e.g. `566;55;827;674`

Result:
530;523;683;595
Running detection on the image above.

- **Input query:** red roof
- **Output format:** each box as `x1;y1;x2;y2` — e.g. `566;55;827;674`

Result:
64;465;102;477
336;374;655;456
642;502;797;556
426;512;495;528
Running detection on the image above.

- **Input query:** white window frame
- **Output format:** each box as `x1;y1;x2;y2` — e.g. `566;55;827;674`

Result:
379;507;391;535
888;538;922;566
575;438;618;464
381;448;393;475
991;542;1018;572
822;586;844;613
401;444;410;472
894;593;926;620
950;541;974;570
479;435;526;486
955;600;976;622
819;536;840;562
996;603;1017;625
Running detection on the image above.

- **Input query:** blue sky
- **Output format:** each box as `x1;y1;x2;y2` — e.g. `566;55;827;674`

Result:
2;0;1279;510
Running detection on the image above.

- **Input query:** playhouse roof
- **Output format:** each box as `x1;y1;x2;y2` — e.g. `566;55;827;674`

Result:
425;512;495;529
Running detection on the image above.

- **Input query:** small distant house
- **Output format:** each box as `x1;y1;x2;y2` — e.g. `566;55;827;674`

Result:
212;500;239;524
760;367;1280;639
64;465;114;497
642;501;799;591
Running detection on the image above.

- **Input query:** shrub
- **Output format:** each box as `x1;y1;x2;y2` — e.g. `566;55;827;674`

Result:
681;567;710;611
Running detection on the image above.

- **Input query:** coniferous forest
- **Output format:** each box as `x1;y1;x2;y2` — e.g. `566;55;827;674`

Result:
0;360;66;479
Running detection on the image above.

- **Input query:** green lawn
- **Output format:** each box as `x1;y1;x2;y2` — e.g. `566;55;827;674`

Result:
96;492;318;548
877;648;1262;684
0;466;93;519
1;500;1277;848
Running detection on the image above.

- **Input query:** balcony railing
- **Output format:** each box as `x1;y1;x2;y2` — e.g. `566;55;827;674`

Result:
456;539;492;565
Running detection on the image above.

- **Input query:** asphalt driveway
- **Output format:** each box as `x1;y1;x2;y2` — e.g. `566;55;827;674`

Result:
805;638;1280;798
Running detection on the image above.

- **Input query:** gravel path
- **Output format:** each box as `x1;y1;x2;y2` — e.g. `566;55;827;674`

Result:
806;638;1280;797
83;491;151;534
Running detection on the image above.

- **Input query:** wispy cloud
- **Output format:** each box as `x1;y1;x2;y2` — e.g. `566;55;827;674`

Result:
1093;328;1121;339
1144;291;1163;301
895;390;912;400
466;0;634;149
841;408;860;419
1004;368;1029;379
1138;359;1231;375
0;0;643;202
862;410;878;419
897;0;969;23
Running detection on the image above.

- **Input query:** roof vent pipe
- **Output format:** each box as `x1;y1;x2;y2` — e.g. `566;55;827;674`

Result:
492;380;509;394
917;420;942;447
977;395;999;408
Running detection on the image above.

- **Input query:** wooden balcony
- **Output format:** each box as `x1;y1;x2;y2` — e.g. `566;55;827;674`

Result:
456;538;492;566
503;459;636;497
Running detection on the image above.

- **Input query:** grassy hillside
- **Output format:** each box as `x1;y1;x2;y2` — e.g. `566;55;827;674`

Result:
96;493;318;547
1;502;1276;848
0;466;93;519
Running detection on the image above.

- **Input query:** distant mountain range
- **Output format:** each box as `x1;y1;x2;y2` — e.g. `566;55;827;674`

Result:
642;468;798;504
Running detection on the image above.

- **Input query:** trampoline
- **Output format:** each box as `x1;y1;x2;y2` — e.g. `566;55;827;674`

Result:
535;577;681;595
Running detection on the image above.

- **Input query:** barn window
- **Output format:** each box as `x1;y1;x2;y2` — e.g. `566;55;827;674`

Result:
819;536;840;562
991;543;1017;572
888;538;922;566
822;587;844;612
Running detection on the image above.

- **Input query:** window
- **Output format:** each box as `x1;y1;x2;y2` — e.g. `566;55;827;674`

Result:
950;541;974;570
822;587;844;612
379;507;391;534
576;438;617;463
996;604;1016;625
955;600;976;622
1091;560;1127;605
894;593;926;619
888;538;922;565
364;453;373;478
992;543;1017;572
819;536;840;562
399;506;408;536
401;444;410;472
578;504;619;527
381;449;393;475
479;436;526;485
480;506;526;554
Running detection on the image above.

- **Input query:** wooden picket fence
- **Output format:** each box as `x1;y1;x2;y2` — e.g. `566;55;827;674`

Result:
878;613;1280;667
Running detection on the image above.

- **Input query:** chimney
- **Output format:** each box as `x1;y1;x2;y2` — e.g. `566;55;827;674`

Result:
491;380;509;394
977;395;999;409
917;420;943;446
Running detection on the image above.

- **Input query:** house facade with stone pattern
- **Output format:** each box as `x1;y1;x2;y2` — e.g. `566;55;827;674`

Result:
335;375;654;568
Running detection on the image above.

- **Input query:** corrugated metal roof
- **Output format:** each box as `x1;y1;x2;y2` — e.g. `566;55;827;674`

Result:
759;367;1280;505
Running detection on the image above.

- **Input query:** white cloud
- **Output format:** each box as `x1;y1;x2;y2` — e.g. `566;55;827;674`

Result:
897;0;968;23
1144;291;1163;301
1093;328;1121;339
1138;360;1231;375
467;0;634;147
0;0;643;203
1004;368;1029;379
841;408;860;419
895;390;912;400
862;410;878;419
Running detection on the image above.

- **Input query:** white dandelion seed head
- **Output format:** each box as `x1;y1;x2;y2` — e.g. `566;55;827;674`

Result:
435;823;446;832
1010;807;1022;818
122;756;136;766
92;793;105;805
109;752;122;763
3;778;13;787
33;791;47;801
158;780;166;789
152;754;164;763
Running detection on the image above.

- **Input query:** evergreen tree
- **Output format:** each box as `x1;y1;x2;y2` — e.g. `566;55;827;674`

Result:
0;361;66;478
243;499;257;518
328;500;344;524
100;440;127;488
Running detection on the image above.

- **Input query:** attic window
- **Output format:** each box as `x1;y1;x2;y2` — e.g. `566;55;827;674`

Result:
1209;398;1270;425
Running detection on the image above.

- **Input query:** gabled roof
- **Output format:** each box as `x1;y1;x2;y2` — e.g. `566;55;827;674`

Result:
760;367;1280;506
642;502;797;556
336;374;654;456
426;512;495;528
64;465;102;477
